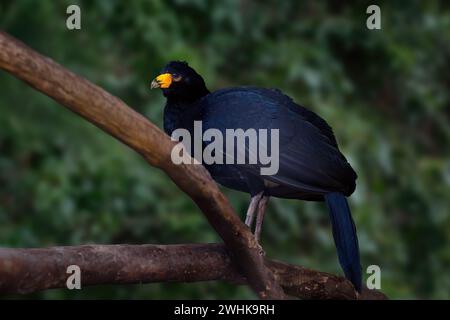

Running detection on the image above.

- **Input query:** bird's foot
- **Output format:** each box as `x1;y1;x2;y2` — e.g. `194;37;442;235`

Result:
255;240;266;257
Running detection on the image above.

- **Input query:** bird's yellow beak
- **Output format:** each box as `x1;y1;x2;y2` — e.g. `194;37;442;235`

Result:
151;73;172;89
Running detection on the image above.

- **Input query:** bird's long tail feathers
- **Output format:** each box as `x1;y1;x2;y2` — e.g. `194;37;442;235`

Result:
325;192;362;292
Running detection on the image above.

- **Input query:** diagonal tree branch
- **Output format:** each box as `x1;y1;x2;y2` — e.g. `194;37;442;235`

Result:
0;244;386;300
0;30;285;299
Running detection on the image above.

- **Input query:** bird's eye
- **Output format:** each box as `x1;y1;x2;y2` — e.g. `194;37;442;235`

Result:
172;74;182;82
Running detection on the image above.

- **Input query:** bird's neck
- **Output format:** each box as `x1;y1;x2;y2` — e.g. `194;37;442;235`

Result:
163;85;210;136
163;98;204;136
166;86;210;105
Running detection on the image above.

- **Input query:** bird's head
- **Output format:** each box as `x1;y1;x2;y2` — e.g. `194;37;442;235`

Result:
151;61;209;102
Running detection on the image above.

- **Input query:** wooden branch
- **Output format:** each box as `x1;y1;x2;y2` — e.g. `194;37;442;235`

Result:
0;31;386;300
0;244;386;300
0;30;285;299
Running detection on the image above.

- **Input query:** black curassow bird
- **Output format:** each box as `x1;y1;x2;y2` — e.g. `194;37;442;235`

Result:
151;61;362;291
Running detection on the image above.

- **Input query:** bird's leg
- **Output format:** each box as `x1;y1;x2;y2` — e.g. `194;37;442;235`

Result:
254;195;270;243
244;192;263;228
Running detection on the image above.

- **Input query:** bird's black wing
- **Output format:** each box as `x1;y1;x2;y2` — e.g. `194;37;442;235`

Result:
200;87;356;197
239;87;339;148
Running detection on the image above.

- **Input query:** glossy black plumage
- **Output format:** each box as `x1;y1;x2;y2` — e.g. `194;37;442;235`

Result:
156;61;361;291
161;68;357;200
200;87;357;200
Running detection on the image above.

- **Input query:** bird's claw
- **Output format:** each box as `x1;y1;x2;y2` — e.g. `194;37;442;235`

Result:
256;241;266;256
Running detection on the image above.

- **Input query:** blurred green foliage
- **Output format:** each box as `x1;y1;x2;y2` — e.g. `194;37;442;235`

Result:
0;0;449;299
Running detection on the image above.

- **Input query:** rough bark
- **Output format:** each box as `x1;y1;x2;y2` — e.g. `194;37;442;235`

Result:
0;30;285;299
0;244;386;300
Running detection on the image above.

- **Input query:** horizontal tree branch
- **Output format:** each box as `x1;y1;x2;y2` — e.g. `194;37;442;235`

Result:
0;244;386;300
0;30;285;299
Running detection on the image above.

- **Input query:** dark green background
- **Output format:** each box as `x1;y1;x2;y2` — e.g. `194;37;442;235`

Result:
1;1;449;299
